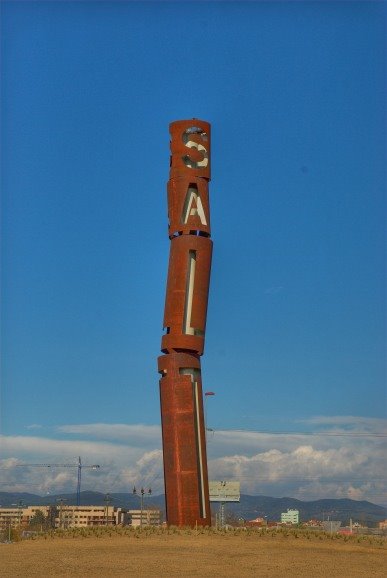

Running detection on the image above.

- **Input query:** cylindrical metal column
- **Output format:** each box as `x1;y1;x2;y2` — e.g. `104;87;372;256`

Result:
159;119;212;526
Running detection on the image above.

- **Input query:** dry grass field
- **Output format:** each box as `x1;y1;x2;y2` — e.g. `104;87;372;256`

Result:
1;527;386;578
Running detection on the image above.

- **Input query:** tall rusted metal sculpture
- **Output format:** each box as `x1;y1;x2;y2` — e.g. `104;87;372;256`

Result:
158;119;212;527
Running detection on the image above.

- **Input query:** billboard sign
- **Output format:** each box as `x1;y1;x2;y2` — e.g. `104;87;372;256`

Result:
209;481;240;503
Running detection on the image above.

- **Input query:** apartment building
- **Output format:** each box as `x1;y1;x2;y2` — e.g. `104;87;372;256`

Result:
0;506;54;530
0;505;130;529
280;509;300;524
129;509;161;527
58;505;129;527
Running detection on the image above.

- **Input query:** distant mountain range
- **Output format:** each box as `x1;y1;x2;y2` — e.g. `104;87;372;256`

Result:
1;491;385;526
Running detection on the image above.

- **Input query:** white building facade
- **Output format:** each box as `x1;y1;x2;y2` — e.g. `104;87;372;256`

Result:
280;509;300;524
0;505;130;529
129;509;161;527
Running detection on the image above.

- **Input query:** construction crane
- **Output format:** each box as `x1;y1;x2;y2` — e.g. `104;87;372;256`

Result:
12;456;100;505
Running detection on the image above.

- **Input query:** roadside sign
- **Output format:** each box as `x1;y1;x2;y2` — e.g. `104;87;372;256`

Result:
209;481;240;502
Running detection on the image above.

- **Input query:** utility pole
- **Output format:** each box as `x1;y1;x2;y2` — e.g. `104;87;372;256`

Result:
133;486;151;528
77;457;82;506
18;500;23;527
11;500;24;527
104;493;111;526
219;502;225;528
57;498;67;529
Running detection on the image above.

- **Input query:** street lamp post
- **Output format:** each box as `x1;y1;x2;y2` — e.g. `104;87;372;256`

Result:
56;498;67;529
11;500;24;528
104;493;111;526
133;486;151;528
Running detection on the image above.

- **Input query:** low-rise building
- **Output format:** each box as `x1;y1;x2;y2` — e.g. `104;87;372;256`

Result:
302;519;322;527
129;509;161;527
280;509;299;525
58;505;129;528
246;517;267;527
0;505;130;529
0;506;55;530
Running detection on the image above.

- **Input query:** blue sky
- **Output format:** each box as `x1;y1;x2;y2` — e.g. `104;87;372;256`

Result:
1;1;386;504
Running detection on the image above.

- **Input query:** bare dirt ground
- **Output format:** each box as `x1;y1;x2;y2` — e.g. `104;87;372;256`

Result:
1;532;386;578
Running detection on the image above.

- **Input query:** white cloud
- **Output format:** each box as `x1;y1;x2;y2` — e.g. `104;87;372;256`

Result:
297;415;387;432
120;450;164;491
0;434;162;495
264;286;284;295
206;425;385;457
206;418;387;504
56;423;162;446
0;416;385;505
208;443;386;503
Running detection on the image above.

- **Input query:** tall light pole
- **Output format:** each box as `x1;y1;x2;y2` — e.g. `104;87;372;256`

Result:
133;486;151;528
56;498;67;529
104;493;111;526
11;500;24;527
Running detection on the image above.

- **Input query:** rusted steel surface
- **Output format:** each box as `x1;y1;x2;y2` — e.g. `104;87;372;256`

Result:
159;119;212;527
169;119;210;180
158;353;210;526
167;177;211;237
161;234;213;356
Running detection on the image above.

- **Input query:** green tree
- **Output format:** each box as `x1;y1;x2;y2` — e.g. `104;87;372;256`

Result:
28;509;46;530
